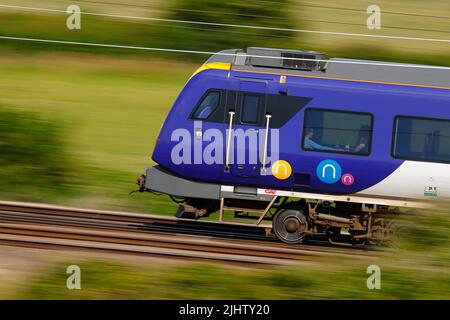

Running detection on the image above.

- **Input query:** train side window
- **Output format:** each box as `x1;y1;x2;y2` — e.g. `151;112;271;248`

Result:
392;116;450;163
191;91;221;120
302;108;373;156
241;94;260;124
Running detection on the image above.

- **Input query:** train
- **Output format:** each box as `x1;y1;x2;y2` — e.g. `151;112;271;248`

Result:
135;47;450;245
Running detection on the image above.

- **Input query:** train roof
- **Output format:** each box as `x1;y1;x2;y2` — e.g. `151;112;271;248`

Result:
205;47;450;89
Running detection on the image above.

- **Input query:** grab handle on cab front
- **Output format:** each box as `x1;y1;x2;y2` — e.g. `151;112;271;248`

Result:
261;114;272;173
225;110;235;170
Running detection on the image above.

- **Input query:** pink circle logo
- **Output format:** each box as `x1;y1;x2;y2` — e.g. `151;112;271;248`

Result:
341;173;355;186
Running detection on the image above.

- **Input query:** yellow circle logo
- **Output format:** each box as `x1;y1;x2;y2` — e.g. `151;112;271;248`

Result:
271;160;292;180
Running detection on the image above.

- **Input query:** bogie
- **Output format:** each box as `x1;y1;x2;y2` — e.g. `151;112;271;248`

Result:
168;194;402;245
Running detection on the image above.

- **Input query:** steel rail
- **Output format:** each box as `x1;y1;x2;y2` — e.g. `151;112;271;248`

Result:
0;201;274;241
0;201;375;264
0;201;372;252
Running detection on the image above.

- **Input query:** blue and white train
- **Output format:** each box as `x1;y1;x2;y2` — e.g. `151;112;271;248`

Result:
136;47;450;244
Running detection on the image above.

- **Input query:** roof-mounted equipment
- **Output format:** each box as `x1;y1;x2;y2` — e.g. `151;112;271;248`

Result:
245;47;327;72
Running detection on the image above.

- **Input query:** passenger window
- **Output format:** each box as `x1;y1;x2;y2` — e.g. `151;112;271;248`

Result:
191;91;221;120
392;116;450;163
241;94;260;124
302;108;373;155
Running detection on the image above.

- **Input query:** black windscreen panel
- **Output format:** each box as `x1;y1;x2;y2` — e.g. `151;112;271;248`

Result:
241;94;261;124
191;90;311;128
200;90;226;123
266;95;312;128
191;91;221;120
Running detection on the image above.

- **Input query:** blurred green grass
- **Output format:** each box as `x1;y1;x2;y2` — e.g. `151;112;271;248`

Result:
0;53;190;213
14;249;450;299
0;106;74;198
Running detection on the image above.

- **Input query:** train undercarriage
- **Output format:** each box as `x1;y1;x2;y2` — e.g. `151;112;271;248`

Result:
137;166;408;246
175;197;404;245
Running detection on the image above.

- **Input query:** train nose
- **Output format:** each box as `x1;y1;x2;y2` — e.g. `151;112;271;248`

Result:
136;174;146;192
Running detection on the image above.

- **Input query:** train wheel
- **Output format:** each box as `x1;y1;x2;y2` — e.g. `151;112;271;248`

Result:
272;209;308;244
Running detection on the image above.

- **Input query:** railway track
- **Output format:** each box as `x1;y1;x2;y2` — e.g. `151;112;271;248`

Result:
0;201;375;265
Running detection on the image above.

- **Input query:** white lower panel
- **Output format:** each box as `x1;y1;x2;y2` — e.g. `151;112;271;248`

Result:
360;161;450;200
221;160;450;208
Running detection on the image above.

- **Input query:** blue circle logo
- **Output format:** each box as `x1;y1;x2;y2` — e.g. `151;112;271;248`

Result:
316;160;342;184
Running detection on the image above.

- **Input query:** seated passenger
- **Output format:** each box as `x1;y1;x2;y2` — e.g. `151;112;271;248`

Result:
353;125;371;154
304;128;339;151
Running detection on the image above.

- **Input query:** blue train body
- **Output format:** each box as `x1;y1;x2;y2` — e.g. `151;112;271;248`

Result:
139;47;450;244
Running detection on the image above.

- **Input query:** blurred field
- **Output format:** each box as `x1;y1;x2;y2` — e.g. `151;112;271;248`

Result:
0;0;449;65
0;52;190;213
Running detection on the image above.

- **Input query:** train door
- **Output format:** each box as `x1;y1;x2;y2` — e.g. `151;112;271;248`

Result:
225;80;267;178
